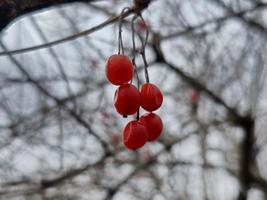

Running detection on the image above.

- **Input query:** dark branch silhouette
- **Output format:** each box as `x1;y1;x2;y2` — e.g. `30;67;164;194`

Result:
0;0;99;31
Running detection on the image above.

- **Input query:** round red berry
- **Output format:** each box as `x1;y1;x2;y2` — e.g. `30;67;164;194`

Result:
114;83;140;116
140;83;163;111
105;54;133;85
123;120;147;150
139;113;163;141
189;90;200;104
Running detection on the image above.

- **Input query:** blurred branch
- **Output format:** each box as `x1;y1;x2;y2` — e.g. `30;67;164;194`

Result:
105;135;237;200
160;2;267;40
1;1;266;56
151;27;258;200
0;7;134;55
0;1;154;55
29;16;77;109
151;33;253;126
0;154;109;198
1;134;193;198
0;41;109;149
204;2;267;199
0;0;102;32
213;1;267;41
252;176;267;195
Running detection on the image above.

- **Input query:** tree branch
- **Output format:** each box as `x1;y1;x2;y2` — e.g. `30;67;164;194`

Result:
0;0;99;32
0;7;135;55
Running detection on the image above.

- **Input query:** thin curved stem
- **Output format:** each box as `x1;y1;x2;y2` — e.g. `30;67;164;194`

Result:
138;14;150;83
131;14;140;119
0;7;134;56
118;7;131;55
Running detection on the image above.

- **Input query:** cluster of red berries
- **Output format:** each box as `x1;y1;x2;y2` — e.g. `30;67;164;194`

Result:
106;54;163;150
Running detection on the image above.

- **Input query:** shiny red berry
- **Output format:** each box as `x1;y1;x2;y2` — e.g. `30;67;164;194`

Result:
123;120;147;150
140;83;163;111
139;113;163;141
114;83;140;116
105;54;134;85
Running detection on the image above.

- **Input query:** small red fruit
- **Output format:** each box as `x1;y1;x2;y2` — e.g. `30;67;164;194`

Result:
123;120;147;150
140;83;163;111
106;54;134;85
139;113;163;141
114;83;140;116
110;132;120;149
137;20;149;33
189;90;200;104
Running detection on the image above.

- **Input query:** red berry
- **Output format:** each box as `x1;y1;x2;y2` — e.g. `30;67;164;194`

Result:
189;90;200;104
137;20;149;33
110;132;120;149
140;83;163;111
123;120;147;150
139;113;163;141
114;83;140;116
106;54;133;85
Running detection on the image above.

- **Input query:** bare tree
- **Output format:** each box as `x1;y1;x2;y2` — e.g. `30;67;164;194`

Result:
0;0;267;199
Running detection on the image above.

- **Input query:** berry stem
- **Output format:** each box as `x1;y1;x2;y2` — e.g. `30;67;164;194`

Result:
118;7;130;55
136;108;140;120
131;14;138;62
131;14;140;120
141;50;149;83
138;14;150;83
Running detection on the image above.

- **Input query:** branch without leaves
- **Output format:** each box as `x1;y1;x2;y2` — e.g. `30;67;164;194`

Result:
0;0;103;32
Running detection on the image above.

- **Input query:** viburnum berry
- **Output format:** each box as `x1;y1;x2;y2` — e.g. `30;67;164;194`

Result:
105;54;134;85
139;113;163;141
189;90;200;104
110;132;120;149
140;83;163;112
123;120;147;150
136;20;149;33
114;83;140;116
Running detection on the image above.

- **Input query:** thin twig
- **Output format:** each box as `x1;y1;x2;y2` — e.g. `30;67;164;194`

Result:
0;8;135;56
118;7;131;55
138;14;150;83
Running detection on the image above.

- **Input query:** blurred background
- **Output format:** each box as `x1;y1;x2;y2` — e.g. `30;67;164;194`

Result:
0;0;267;199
